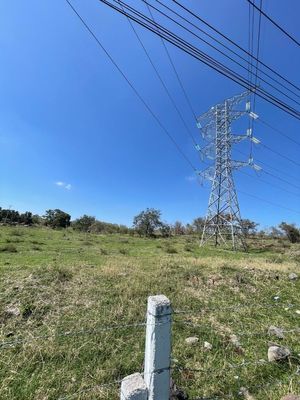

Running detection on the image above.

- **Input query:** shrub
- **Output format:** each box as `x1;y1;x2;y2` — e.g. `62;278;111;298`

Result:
164;245;177;254
0;244;17;253
119;248;129;255
184;244;194;252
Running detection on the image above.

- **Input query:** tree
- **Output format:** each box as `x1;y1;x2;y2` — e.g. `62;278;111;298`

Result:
192;217;205;234
72;215;96;232
185;223;195;235
19;212;33;225
44;209;71;229
173;221;185;235
269;226;284;239
133;208;163;237
279;222;300;243
240;219;259;237
160;223;171;238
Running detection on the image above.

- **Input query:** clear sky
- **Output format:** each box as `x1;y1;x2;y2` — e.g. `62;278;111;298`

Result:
0;0;299;229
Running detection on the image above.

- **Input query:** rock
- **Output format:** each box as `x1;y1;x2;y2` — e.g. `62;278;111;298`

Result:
268;345;290;362
203;341;212;350
5;306;20;317
230;334;241;348
239;387;255;400
289;273;298;281
268;325;284;339
296;310;300;315
185;337;199;345
281;396;300;400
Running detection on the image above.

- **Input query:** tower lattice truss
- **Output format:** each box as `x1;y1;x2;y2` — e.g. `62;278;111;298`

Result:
196;91;261;250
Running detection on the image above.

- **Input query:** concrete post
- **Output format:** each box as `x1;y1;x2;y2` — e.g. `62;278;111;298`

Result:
144;295;171;400
120;373;148;400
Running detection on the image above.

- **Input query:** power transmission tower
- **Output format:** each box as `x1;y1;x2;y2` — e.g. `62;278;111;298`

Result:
197;92;260;251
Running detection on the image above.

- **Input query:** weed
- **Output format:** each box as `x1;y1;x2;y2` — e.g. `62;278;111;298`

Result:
5;238;23;244
184;244;194;252
0;244;17;253
32;245;42;251
164;245;177;254
119;248;129;255
9;229;24;237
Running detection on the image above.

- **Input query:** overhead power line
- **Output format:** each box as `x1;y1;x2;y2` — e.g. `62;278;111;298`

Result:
101;0;300;119
239;169;300;199
260;142;300;168
119;0;199;148
235;148;300;184
65;0;300;218
256;117;300;147
246;0;300;48
144;1;198;121
171;0;300;93
141;0;300;107
153;0;300;102
238;189;300;215
64;0;197;172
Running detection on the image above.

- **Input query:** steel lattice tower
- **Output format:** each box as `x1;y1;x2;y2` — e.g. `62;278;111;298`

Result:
196;92;260;251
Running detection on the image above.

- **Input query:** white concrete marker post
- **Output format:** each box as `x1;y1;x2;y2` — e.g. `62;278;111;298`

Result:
144;295;172;400
120;373;148;400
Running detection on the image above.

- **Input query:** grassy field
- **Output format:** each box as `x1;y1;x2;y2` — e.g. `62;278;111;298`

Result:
0;225;299;400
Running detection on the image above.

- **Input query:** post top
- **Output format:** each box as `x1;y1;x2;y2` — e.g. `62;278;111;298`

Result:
147;295;171;316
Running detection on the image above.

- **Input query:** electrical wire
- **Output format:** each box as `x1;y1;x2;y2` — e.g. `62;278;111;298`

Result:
260;142;300;168
256;117;300;147
64;0;198;173
140;0;300;107
144;1;198;121
246;0;300;48
100;0;300;119
118;0;199;148
65;0;300;217
153;0;300;101
171;0;300;93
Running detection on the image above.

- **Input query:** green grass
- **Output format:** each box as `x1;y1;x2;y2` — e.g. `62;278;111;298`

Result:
0;226;299;399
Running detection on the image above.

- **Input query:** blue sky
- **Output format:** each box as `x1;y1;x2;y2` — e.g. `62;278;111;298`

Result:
0;0;299;229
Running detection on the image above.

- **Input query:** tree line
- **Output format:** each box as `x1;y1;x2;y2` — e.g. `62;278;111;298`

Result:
0;206;299;243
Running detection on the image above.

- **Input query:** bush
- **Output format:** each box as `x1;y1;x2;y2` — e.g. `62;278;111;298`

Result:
164;245;177;254
184;244;194;252
0;244;17;253
119;248;129;255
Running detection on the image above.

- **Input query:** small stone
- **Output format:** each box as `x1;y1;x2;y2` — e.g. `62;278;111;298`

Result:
121;373;147;399
204;341;212;350
239;387;255;400
268;325;284;339
296;310;300;315
5;306;20;317
185;336;199;345
230;334;241;348
289;273;298;281
268;345;290;362
281;395;300;400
